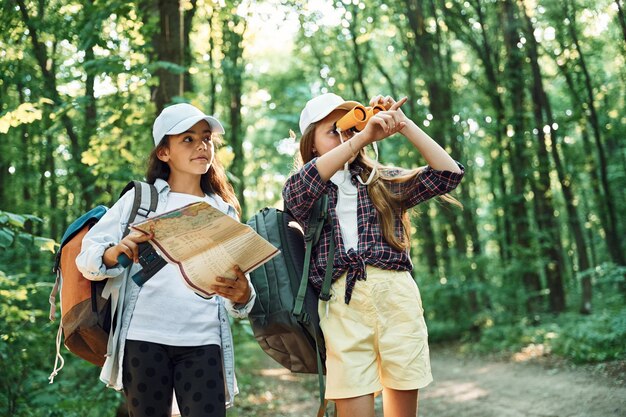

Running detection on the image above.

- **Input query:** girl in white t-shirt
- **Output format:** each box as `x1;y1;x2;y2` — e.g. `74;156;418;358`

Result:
77;103;254;417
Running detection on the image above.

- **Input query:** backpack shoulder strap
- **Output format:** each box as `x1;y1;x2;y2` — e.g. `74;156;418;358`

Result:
289;196;333;417
294;195;333;318
308;195;334;301
121;181;158;238
304;195;329;245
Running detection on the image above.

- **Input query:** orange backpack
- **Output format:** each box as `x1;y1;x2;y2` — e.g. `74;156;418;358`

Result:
48;181;157;381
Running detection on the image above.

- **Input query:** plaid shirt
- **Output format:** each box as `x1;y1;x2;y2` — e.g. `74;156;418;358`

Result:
283;158;465;304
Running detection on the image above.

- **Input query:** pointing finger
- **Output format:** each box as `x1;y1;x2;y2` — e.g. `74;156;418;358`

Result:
390;96;408;111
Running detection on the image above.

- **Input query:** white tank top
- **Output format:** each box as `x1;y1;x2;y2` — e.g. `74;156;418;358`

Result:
330;170;359;252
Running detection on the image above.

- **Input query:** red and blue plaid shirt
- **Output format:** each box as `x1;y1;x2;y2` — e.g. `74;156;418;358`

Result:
283;158;465;304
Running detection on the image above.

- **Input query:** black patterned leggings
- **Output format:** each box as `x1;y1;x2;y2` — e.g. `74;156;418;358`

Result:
122;340;226;417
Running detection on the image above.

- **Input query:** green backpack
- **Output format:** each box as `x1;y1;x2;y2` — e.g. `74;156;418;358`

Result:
246;196;334;415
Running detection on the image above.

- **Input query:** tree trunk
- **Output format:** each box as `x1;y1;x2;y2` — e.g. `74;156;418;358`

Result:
183;0;198;94
82;0;97;209
137;0;159;104
406;0;467;274
519;0;567;313
525;28;593;312
522;0;594;313
615;0;626;45
15;76;31;219
155;0;184;112
207;8;217;116
404;59;439;275
554;52;609;253
448;0;513;262
16;0;93;211
222;13;247;215
347;4;369;100
501;0;543;313
565;0;624;265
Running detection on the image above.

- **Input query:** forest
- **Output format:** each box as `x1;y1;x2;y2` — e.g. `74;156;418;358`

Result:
1;0;625;415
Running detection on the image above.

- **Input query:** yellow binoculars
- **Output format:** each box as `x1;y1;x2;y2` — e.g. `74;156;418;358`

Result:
335;103;391;133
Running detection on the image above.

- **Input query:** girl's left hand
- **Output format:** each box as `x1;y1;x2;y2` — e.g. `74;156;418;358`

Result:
210;265;252;305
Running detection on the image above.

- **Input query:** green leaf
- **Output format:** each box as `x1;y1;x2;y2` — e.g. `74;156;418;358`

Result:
5;212;26;228
23;214;43;223
0;228;14;247
34;237;57;253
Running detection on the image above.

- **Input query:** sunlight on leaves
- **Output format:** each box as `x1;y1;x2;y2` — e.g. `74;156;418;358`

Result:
34;237;57;253
81;150;100;166
0;99;53;134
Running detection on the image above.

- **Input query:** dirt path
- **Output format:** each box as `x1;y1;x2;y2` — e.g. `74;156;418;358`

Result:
420;346;626;417
233;344;626;416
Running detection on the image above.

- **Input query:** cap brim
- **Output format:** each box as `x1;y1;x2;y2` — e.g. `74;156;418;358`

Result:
313;100;362;125
165;115;226;136
301;100;363;134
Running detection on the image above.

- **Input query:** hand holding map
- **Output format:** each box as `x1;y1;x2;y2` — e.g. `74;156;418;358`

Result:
130;201;279;298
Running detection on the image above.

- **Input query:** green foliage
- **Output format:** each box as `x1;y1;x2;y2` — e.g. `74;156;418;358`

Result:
550;309;626;363
0;210;56;252
0;211;122;416
578;262;626;289
427;320;466;344
464;306;626;364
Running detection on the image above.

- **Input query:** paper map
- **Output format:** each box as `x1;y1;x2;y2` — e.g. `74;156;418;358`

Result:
131;201;279;298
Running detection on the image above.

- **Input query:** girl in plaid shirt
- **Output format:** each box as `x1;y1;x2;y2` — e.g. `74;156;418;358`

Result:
283;93;464;417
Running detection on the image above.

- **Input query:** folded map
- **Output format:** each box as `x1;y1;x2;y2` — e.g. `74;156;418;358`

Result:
131;201;279;298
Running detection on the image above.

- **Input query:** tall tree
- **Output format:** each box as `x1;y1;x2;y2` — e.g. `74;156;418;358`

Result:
16;0;97;210
615;0;626;45
500;0;544;313
562;0;624;266
221;5;248;215
518;0;567;313
446;0;515;265
154;0;185;111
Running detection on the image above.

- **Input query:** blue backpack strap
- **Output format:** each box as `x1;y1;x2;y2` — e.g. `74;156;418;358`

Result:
59;206;108;247
53;205;108;274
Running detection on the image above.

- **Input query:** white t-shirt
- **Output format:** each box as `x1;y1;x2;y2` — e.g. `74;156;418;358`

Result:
330;170;359;252
126;192;221;346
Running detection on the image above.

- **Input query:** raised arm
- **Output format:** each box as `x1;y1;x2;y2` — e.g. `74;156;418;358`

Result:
314;97;408;181
374;95;461;173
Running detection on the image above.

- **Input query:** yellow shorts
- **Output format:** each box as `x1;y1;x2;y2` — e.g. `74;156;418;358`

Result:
318;266;433;399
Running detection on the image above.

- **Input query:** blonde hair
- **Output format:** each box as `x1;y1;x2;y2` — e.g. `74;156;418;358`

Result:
297;123;460;251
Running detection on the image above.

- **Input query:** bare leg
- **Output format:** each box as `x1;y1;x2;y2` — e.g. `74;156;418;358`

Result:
335;394;376;417
382;388;418;417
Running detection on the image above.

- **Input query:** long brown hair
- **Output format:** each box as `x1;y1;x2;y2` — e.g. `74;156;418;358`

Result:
146;135;241;215
298;123;459;251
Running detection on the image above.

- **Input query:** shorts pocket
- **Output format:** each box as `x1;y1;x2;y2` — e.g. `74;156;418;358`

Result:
394;273;424;315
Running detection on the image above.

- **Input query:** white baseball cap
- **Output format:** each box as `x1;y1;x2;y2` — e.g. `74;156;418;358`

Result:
152;103;225;146
299;93;361;134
